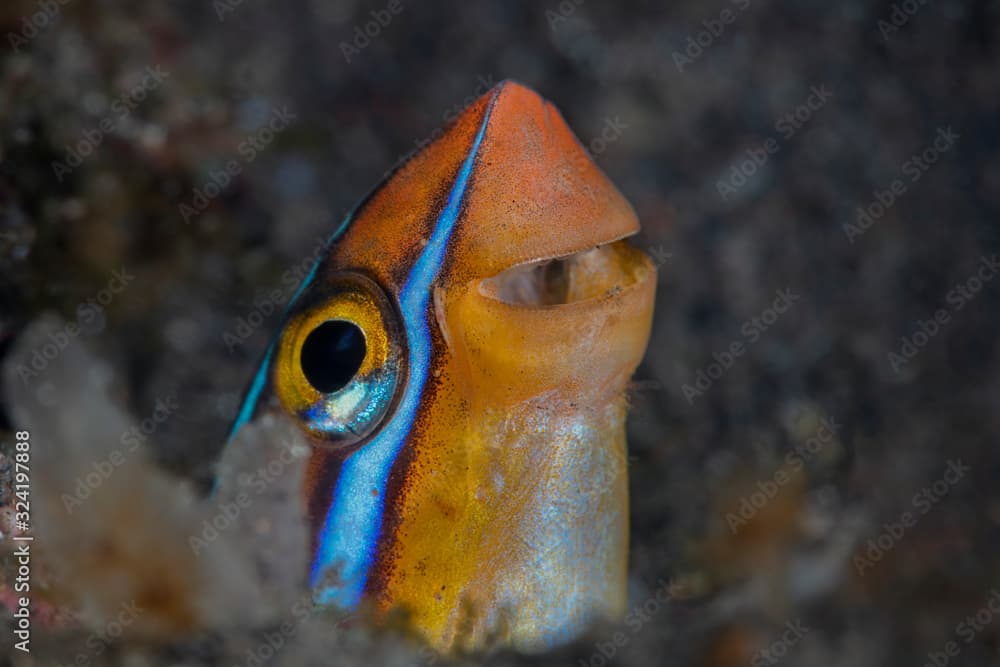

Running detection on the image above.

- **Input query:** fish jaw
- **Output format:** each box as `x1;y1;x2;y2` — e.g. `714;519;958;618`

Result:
364;242;656;652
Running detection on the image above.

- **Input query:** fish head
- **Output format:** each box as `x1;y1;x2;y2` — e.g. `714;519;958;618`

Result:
230;81;656;652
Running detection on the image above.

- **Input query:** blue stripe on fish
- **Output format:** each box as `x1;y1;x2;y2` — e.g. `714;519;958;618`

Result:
310;94;498;608
227;214;356;440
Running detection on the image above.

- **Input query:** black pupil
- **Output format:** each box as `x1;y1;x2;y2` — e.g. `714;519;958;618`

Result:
300;320;367;393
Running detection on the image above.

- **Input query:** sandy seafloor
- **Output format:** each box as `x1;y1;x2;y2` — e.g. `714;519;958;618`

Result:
1;0;999;665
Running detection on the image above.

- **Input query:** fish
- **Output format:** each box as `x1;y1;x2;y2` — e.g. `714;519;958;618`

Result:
226;80;656;653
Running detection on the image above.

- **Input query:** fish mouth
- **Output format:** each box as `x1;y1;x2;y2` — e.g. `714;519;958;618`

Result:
479;239;653;307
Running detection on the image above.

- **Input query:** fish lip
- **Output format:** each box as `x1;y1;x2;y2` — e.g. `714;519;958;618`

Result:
477;234;655;310
495;228;643;274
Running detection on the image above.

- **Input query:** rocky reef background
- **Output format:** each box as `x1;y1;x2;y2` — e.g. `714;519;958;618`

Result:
1;0;999;665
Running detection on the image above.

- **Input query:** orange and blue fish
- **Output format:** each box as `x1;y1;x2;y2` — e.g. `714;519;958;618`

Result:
225;81;656;653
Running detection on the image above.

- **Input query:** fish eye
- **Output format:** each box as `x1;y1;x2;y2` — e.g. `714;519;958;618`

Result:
273;272;404;447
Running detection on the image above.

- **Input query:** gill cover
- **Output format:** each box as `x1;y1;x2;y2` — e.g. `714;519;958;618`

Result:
229;81;656;653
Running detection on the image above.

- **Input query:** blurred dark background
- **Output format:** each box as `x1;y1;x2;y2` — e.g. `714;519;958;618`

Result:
1;0;999;665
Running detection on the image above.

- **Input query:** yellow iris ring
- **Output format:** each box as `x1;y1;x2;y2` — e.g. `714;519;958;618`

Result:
273;279;393;423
